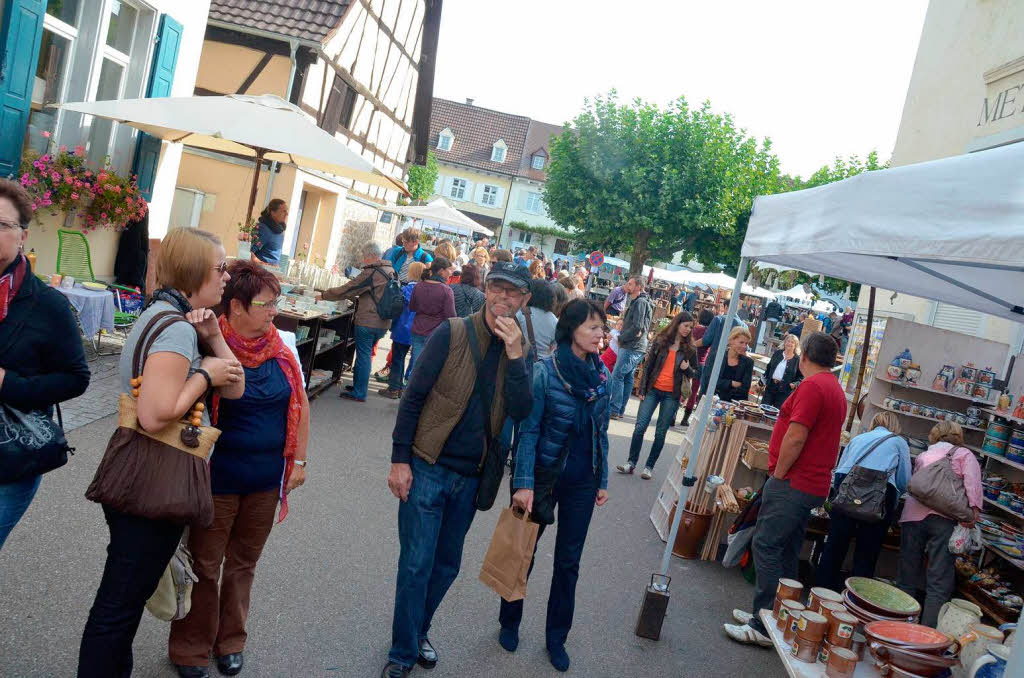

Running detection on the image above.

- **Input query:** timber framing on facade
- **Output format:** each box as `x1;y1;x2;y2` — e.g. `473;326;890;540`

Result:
200;0;441;204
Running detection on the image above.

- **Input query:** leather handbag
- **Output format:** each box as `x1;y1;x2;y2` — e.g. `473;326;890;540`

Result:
0;403;72;483
830;433;900;523
907;446;975;523
85;311;220;527
146;537;198;621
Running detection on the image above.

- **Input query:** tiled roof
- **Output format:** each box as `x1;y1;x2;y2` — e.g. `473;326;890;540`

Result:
430;99;530;176
518;120;564;181
208;0;352;43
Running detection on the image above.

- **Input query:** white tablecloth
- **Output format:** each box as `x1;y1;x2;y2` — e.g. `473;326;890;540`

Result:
56;285;115;339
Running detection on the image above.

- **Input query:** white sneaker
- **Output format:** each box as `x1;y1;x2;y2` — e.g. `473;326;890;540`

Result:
723;623;772;647
640;467;653;480
616;462;635;474
732;609;753;625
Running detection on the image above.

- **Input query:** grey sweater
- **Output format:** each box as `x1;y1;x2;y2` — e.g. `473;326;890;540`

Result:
618;292;653;352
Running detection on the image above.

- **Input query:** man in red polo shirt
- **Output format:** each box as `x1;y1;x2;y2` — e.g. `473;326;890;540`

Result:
724;332;847;645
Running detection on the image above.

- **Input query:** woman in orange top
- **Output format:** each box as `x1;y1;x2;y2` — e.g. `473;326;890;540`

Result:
617;312;697;479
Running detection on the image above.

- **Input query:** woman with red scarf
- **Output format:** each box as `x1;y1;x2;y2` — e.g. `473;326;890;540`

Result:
169;261;309;678
0;179;89;549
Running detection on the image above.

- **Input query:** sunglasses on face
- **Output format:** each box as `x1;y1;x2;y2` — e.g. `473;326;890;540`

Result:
212;261;228;274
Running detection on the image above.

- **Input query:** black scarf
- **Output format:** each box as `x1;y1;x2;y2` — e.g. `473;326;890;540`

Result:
429;274;447;283
146;287;193;314
553;341;605;434
259;213;286;235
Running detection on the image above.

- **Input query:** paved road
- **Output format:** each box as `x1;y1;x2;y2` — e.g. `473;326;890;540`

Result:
0;365;784;678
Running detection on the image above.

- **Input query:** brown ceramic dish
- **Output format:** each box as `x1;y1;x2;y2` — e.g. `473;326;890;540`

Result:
845;577;921;618
864;621;957;655
868;642;959;677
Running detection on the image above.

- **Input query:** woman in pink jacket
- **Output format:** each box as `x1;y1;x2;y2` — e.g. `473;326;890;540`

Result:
895;421;983;627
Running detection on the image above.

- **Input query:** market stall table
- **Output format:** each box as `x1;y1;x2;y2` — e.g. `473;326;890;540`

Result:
758;610;880;678
55;284;115;339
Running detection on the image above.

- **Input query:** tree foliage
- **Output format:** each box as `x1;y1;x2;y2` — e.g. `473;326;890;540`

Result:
543;93;779;275
405;151;438;203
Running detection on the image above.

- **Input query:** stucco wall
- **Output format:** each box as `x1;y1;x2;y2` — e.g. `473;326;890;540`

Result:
195;41;291;98
505;179;557;229
432;164;512;220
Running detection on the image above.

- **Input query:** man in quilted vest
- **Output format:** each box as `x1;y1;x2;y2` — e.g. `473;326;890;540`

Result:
380;262;535;678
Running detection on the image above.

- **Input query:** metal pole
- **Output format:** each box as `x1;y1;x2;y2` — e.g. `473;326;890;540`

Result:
845;287;876;432
658;257;750;576
245;148;267;229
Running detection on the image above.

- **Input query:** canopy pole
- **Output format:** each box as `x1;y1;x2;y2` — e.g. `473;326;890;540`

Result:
846;287;876;432
655;257;749;578
245;148;267;229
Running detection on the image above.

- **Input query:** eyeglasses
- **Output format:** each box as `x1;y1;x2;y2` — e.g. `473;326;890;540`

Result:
250;297;280;310
0;220;23;231
212;261;228;274
487;283;525;298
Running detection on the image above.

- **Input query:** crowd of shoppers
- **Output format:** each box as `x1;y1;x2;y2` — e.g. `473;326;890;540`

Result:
608;277;653;421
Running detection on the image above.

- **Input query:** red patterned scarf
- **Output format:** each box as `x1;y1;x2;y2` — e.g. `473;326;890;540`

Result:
0;254;27;322
213;314;304;522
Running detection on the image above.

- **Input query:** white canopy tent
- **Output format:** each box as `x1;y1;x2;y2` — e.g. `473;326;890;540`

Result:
390;198;493;237
651;141;1024;655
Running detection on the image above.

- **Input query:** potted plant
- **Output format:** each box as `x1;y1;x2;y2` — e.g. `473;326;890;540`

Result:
236;217;259;260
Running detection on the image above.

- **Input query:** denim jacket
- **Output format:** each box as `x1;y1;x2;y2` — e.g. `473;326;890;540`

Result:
512;359;611;491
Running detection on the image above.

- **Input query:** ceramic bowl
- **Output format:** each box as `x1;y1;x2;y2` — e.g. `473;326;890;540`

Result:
863;621;956;654
842;591;916;627
998;491;1014;506
845;578;921;618
984;485;1001;500
868;642;959;677
1007;452;1024;465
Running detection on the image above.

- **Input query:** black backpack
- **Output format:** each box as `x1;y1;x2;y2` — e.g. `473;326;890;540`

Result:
360;266;405;320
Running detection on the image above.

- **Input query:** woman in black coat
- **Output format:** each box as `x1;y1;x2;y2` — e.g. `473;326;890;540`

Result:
0;180;89;549
714;326;754;403
759;333;802;408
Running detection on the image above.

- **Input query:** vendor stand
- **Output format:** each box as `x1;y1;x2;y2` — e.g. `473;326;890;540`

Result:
640;140;1024;673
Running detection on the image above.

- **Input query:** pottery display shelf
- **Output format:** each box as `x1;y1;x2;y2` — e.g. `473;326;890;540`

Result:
758;610;880;678
982;542;1024;572
982;450;1024;473
871;400;988;432
878;377;998;406
978;407;1024;427
983;497;1024;520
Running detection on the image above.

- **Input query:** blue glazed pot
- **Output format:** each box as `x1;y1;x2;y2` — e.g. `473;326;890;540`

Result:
968;643;1008;678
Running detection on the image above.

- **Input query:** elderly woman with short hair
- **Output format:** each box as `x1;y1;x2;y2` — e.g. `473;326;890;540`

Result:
169;261;309;678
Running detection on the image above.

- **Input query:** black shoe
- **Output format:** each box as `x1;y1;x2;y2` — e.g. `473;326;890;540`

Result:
175;666;210;678
344;384;354;391
380;662;410;678
417;637;438;669
339;391;365;402
216;652;243;676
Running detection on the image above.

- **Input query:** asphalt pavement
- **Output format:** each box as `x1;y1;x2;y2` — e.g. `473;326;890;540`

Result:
0;365;784;678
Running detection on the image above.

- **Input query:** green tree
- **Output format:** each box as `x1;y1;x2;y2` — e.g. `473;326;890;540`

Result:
543;93;779;275
405;151;438;203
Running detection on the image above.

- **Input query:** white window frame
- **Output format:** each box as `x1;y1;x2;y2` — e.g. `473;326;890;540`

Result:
491;143;506;163
525;191;543;214
34;11;81;147
449;177;467;201
531;154;544;170
481;184;499;207
438;129;454;151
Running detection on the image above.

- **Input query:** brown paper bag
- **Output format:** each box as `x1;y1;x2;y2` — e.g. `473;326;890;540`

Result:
478;507;540;602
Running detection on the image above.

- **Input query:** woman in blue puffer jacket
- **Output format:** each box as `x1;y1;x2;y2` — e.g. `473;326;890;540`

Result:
377;261;426;399
496;299;610;673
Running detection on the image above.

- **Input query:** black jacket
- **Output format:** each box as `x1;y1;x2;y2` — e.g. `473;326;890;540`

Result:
619;292;653;352
0;264;90;411
715;355;754;403
114;211;149;290
765;300;783;320
761;349;802;408
640;341;696;400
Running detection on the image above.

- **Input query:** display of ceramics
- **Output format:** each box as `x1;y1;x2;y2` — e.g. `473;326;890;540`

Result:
998;391;1013;412
1014;398;1024;420
978;368;996;386
967;406;981;419
845;578;922;618
961;364;978;381
910;403;922;415
895;348;913;367
982;435;1008;456
887;365;905;380
973;384;991;399
921;406;936;418
905;364;922;385
987;422;1011;441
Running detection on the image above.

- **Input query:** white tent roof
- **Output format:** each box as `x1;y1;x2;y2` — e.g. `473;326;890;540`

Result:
742;141;1024;323
59;94;407;194
390;198;492;236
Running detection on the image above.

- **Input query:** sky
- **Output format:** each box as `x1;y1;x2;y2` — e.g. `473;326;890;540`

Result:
432;0;929;179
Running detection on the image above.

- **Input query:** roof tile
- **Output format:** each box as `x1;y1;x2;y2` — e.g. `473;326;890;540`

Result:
429;98;531;177
208;0;351;43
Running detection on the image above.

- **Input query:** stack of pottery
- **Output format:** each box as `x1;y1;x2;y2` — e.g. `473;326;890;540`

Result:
843;577;921;629
985;421;1011;457
865;620;960;677
790;610;828;664
957;623;1005;678
772;577;804;617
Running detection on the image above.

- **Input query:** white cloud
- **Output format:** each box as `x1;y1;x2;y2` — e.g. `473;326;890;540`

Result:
433;0;928;178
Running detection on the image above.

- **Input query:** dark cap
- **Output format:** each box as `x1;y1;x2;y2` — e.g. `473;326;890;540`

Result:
487;261;531;292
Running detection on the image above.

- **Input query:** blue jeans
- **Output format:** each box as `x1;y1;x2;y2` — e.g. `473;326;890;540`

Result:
388;341;411;390
389;456;480;668
499;454;597;648
627;389;680;469
609;348;644;415
352;325;387;399
0;474;42;549
409;334;428;378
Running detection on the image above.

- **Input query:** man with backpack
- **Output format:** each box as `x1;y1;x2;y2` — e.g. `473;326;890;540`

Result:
322;242;400;402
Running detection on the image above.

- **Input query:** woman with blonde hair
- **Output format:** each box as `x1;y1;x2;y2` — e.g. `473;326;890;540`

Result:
79;228;246;677
759;333;802;408
471;246;490;281
713;326;753;402
896;421;983;627
816;411;910;590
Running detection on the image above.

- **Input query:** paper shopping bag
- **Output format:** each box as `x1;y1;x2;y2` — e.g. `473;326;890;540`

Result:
478;507;539;602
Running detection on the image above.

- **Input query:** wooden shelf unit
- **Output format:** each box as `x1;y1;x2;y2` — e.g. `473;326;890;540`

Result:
274;310;356;400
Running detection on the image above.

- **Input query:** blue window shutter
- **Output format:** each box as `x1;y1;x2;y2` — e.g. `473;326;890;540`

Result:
0;0;46;177
133;14;183;202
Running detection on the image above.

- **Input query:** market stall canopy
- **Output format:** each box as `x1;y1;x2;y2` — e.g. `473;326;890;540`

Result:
742;141;1024;323
390;198;492;236
58;94;409;196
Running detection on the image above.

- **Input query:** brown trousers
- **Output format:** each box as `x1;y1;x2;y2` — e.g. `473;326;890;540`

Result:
168;490;278;666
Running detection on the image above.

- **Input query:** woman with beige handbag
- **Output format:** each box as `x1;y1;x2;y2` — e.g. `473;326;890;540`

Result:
78;229;245;678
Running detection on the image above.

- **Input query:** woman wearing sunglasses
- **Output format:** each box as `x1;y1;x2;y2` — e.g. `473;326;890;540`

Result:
169;260;309;678
497;299;610;672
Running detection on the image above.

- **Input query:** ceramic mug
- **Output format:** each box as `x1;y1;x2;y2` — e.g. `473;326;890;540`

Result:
910;403;922;415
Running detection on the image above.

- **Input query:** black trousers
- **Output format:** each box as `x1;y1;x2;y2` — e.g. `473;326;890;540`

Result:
78;506;184;678
816;483;899;591
895;514;956;628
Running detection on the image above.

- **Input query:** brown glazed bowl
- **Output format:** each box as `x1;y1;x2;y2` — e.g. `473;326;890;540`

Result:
842;590;918;626
863;621;958;655
845;577;921;618
868;642;959;677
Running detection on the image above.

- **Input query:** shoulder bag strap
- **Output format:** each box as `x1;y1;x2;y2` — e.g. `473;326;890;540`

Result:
464;317;493;439
849;432;901;471
522;307;537;359
132;312;189;380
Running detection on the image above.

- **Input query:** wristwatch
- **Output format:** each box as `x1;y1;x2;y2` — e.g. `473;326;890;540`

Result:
294;460;307;468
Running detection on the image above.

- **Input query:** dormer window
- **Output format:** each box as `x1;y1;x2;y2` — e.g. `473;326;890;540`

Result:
491;139;507;163
531;154;545;170
437;128;454;151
